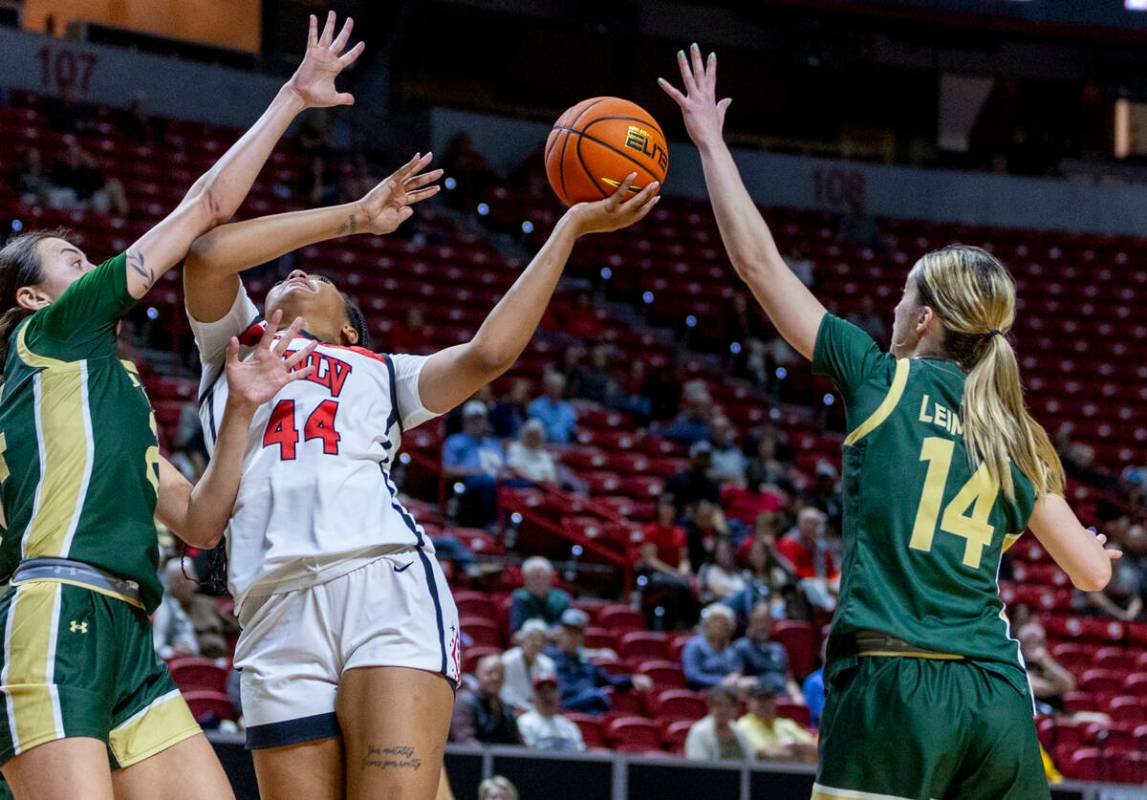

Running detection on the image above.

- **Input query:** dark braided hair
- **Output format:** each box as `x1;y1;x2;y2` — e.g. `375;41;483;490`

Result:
0;228;72;378
312;273;371;349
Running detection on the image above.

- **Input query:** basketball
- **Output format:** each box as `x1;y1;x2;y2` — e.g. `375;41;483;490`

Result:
544;97;669;206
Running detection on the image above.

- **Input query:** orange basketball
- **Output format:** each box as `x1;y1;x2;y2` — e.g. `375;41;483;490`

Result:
544;97;668;207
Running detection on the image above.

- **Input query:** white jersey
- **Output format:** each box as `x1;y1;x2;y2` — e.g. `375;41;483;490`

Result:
190;285;440;618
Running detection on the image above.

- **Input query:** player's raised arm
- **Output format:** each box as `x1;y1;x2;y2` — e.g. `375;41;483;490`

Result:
125;12;365;300
156;311;316;547
184;153;441;322
659;44;825;360
416;175;659;414
1028;493;1119;592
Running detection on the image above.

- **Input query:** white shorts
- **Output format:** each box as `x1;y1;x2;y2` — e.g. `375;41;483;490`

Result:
235;549;460;749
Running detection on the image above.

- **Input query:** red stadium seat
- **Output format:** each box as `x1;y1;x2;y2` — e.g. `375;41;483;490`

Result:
461;647;502;675
637;660;687;689
565;713;605;749
662;719;694;752
1108;696;1147;723
775;700;812;728
772;620;818;678
182;690;236;722
1095;647;1139;673
598;605;646;633
618;631;668;661
168;658;228;694
607;687;646;717
453;590;498;620
647;689;706;721
583;627;618;651
607;716;661;752
1079;668;1125;695
1123;672;1147;694
460;617;503;648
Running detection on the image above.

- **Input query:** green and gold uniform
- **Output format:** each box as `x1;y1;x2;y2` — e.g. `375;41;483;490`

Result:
810;315;1047;800
0;253;198;769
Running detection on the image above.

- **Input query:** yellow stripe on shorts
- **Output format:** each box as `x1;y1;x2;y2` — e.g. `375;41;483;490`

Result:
2;582;64;754
109;688;200;767
811;783;937;800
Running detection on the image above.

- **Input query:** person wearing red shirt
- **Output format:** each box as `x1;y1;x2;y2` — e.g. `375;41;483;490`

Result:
637;494;698;628
775;507;839;613
641;494;692;575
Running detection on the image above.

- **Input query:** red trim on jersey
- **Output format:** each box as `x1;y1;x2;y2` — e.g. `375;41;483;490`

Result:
238;320;268;347
312;343;390;365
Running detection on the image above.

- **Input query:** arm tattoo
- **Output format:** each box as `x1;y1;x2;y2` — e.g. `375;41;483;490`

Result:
362;744;422;772
339;213;358;236
126;250;155;289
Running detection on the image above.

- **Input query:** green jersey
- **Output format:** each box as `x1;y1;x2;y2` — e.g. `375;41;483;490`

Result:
813;314;1036;695
0;253;163;612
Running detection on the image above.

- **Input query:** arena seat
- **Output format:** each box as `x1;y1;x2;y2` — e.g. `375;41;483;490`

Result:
637;660;687;689
772;620;818;678
598;605;646;633
607;716;662;752
182;690;236;722
618;631;668;661
647;689;707;722
460;617;503;649
565;713;605;749
168;658;228;694
661;718;694;753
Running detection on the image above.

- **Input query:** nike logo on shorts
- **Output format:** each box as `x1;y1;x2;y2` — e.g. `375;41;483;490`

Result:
394;561;414;573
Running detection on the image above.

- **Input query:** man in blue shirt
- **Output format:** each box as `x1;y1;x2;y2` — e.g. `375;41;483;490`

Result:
528;372;577;444
546;609;652;714
443;400;504;525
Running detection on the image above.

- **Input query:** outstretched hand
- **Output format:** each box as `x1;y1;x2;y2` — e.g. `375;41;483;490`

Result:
287;11;365;109
658;43;732;148
567;173;660;236
225;310;317;409
357;152;443;235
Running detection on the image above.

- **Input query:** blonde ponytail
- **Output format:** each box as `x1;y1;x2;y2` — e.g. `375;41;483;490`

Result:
915;246;1065;500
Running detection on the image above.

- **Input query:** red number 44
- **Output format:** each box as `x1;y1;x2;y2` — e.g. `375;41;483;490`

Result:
262;399;341;460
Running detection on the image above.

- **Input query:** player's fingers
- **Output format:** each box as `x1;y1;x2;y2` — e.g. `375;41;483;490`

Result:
258;310;283;351
1108;549;1124;560
706;51;718;85
332;16;354;52
406;185;441;204
319;10;336;46
273;316;306;356
339;41;366;68
287;364;317;383
608;173;637;208
404;169;443;190
1096;533;1108;545
690;43;705;84
677;50;697;94
226;336;240;366
657;78;687;107
625;181;660;208
717;97;732;124
284;340;317;369
307;14;318;48
335;92;355;106
391;152;423;182
629;194;661;224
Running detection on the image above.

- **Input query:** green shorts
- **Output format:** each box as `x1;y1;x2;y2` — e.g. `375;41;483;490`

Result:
813;656;1048;800
0;580;200;769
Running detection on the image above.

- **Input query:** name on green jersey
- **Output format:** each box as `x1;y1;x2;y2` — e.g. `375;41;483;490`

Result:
918;394;963;437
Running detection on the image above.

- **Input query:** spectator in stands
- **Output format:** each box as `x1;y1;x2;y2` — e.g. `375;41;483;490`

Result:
340;153;377;203
491;377;532;438
784;242;814;288
569;344;620;406
661;381;713;444
776;507;839;613
501;619;557;712
478;776;519;800
389;306;428;355
707;415;747;485
736;676;817;763
120;97;164;147
560;290;604;341
802;639;827;727
49;139;129;216
698;537;747;604
1078;523;1144;621
637;493;698;630
837;194;881;250
548;608;652;714
516;673;586;752
1017;621;1076;715
14;148;52;205
169;403;208;481
726;534;800;625
682;604;748;690
528;371;577;444
509;556;571;632
684;685;755;762
153;557;238;659
683;499;730;571
450;655;522;746
667;443;722;517
746;426;795;495
806;462;843;532
153;558;199;659
614;359;653;422
505;419;559;486
443;400;505;527
732;601;803;702
846;295;888;345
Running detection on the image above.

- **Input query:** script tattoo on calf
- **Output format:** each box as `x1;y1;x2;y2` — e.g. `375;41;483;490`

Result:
363;744;422;772
126;250;155;289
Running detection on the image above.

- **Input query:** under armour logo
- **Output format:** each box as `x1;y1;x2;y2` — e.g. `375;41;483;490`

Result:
69;620;88;634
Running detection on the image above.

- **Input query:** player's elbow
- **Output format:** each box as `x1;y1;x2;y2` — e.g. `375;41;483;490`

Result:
1071;560;1111;593
464;337;516;378
185;180;233;230
180;522;225;551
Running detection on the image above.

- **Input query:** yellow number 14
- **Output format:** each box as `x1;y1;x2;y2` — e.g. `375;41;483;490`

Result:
909;437;998;569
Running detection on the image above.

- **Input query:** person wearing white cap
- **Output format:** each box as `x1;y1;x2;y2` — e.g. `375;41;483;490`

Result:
442;400;504;526
499;619;556;712
516;673;586;753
